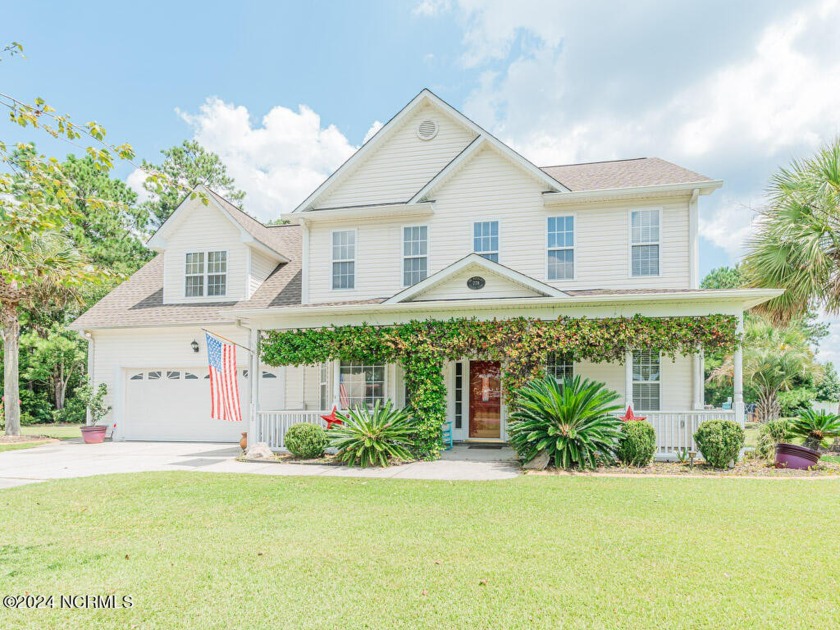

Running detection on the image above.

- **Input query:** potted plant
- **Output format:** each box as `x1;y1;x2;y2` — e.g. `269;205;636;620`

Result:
775;409;840;469
77;382;111;444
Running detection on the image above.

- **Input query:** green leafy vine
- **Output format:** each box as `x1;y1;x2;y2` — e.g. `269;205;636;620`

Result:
261;315;738;459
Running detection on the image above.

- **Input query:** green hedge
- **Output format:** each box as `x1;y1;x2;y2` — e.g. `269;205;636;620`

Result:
616;421;656;467
694;420;745;468
284;423;327;459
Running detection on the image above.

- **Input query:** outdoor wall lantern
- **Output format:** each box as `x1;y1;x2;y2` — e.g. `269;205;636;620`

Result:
191;339;200;353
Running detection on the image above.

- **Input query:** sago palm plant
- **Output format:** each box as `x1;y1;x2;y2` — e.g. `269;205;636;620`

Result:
788;409;840;451
329;400;415;467
508;375;623;470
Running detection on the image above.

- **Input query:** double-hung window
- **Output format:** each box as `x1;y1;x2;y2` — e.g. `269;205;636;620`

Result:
547;216;574;280
332;230;356;289
473;221;499;262
547;352;574;383
403;226;428;286
185;251;227;297
630;209;660;276
339;361;386;409
632;350;661;410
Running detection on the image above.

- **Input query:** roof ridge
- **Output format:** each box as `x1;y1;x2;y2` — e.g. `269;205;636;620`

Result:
540;157;650;168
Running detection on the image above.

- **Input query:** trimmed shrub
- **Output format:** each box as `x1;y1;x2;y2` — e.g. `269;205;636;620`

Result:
616;421;656;467
329;401;414;467
508;375;623;470
755;418;791;460
284;423;328;459
694;419;745;468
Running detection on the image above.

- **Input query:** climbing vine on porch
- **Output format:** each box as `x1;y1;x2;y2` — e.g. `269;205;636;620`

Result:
260;315;739;459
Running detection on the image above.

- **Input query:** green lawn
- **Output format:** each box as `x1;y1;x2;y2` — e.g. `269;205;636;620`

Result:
20;424;81;440
1;473;839;629
0;442;47;453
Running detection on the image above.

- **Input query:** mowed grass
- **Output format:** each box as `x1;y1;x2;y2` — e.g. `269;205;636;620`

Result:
0;442;46;453
1;473;839;629
20;424;81;440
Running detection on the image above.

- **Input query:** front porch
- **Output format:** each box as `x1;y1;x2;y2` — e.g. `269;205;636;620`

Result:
250;352;738;460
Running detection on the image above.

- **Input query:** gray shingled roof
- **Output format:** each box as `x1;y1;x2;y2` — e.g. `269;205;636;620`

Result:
71;225;301;330
540;157;712;191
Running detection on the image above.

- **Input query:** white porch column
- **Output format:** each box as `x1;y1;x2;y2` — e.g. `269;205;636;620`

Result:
332;359;341;408
248;327;260;445
734;312;745;425
624;350;634;409
692;349;705;410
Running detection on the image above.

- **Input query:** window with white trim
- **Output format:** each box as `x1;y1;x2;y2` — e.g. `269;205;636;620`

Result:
632;350;661;410
547;216;574;280
473;221;499;263
630;210;659;276
403;226;428;286
339;362;385;409
547;352;574;383
185;250;227;297
332;230;355;289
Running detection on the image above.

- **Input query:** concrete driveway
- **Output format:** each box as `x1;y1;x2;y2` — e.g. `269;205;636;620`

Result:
0;440;520;489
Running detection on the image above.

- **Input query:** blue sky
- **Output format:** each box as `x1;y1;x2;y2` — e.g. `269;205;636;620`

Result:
5;0;840;351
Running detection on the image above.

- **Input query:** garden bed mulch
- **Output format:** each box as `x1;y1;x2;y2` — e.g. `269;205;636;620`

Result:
528;458;840;478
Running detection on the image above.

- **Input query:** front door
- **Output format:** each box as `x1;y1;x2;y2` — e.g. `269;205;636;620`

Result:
469;360;501;439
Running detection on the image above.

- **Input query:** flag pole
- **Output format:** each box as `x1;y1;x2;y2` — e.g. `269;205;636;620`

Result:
201;328;254;354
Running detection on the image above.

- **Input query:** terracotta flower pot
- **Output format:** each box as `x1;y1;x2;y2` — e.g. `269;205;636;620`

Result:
80;425;108;444
240;432;248;451
775;442;820;469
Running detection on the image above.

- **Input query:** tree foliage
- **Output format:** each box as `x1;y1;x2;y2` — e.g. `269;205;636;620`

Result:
142;140;246;228
744;139;840;323
700;265;744;290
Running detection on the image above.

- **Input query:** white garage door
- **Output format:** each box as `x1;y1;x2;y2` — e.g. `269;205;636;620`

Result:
124;368;249;442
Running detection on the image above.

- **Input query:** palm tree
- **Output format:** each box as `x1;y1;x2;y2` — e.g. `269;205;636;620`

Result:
1;229;94;435
744;139;840;322
709;317;819;422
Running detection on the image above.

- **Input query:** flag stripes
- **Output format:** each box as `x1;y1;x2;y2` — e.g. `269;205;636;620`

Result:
205;332;242;422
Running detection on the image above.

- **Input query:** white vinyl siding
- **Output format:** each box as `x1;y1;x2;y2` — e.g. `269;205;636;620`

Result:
473;221;499;263
633;350;661;411
316;102;477;209
631;209;660;277
162;197;248;304
305;145;692;303
403;226;428;286
332;230;356;290
547;216;574;280
249;250;276;297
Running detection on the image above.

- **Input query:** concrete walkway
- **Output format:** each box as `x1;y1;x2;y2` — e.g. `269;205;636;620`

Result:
0;440;520;489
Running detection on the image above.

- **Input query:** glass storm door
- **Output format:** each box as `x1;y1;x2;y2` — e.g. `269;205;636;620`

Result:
469;361;501;439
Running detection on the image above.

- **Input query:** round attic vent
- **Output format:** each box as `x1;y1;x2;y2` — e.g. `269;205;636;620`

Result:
417;119;438;140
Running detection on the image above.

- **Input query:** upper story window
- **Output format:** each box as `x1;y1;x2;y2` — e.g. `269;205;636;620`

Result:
185;250;227;297
403;226;428;287
632;349;660;411
547;216;574;280
474;221;499;263
630;209;660;277
332;230;356;290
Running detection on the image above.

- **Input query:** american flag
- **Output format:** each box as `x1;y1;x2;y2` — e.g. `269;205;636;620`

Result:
205;332;242;422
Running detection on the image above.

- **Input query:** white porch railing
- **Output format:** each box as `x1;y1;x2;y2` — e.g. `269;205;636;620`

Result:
637;410;737;459
256;410;330;450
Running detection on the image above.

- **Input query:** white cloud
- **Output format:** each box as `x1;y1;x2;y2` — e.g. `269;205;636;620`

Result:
413;0;451;17
129;98;383;221
363;121;384;144
449;0;840;259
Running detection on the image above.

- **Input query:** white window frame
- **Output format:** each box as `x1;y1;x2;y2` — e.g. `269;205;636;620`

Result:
184;250;228;298
473;220;500;263
331;229;357;290
632;349;661;411
628;208;661;278
546;214;575;281
546;351;574;382
402;225;429;287
338;360;387;409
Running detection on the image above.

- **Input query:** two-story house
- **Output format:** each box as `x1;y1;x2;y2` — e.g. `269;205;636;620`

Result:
72;89;780;456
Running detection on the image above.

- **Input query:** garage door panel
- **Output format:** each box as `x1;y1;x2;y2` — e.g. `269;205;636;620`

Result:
125;368;248;442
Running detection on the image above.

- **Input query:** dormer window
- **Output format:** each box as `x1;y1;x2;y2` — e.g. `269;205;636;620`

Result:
185;250;227;297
